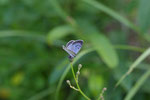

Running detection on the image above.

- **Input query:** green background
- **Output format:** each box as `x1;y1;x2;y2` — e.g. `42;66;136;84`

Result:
0;0;150;100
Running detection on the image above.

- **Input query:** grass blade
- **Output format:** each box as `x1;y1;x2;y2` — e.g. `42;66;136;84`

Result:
49;58;68;85
82;0;150;42
114;45;145;53
49;0;68;20
82;0;136;31
124;69;150;100
115;47;150;87
0;30;46;42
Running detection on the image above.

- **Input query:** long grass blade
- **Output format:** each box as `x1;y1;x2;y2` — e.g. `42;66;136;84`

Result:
0;30;46;42
115;47;150;87
124;69;150;100
82;0;136;31
82;0;150;42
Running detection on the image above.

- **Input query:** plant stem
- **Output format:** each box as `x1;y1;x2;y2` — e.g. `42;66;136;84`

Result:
70;63;91;100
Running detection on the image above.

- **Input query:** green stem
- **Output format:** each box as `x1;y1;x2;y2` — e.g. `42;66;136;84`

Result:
55;45;145;100
70;63;91;100
114;45;145;53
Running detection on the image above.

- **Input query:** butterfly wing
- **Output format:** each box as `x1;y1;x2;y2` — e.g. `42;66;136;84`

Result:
63;40;83;59
70;40;83;54
62;45;76;58
66;40;75;47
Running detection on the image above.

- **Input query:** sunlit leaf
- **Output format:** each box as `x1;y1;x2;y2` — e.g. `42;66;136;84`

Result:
87;33;118;68
77;21;118;68
47;25;74;44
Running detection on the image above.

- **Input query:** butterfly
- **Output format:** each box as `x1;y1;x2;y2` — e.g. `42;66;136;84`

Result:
62;40;83;60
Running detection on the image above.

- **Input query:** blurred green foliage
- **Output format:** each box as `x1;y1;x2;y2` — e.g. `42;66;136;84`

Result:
0;0;150;100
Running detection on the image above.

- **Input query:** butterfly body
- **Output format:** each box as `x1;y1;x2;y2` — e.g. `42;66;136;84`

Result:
62;40;83;60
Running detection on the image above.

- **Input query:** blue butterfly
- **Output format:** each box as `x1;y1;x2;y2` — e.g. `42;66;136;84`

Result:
62;40;83;60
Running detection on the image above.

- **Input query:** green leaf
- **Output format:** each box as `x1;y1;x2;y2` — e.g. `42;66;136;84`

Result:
77;20;118;68
88;33;118;68
47;25;74;44
137;0;150;32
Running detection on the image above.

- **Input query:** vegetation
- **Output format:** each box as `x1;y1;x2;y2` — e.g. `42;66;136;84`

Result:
0;0;150;100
